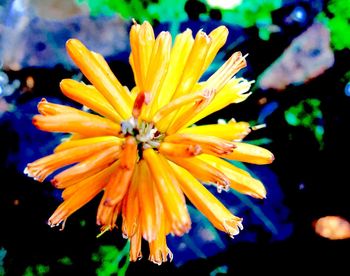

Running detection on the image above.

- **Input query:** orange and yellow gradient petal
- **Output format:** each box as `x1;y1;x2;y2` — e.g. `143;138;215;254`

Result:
25;20;275;264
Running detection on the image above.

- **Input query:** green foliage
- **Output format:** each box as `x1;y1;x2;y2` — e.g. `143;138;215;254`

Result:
57;256;73;266
92;243;130;276
285;98;324;148
76;0;282;40
23;264;50;276
317;0;350;50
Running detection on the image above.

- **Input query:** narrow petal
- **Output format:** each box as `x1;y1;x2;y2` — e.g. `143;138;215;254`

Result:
148;217;173;265
185;77;252;128
96;201;121;231
51;145;121;189
130;20;155;91
61;160;118;200
197;154;267;199
143;148;191;236
223;142;275;164
179;120;251;141
60;79;122;122
164;133;236;156
170;162;243;238
66;38;132;118
47;162;116;228
200;26;229;75
171;30;212;100
101;136;138;207
54;136;122;152
32;112;122;137
37;98;78;115
165;155;230;191
143;31;172;120
129;223;143;262
122;163;140;238
25;141;117;182
138;160;158;242
158;142;202;158
155;29;194;110
166;88;216;134
153;89;212;132
204;51;247;92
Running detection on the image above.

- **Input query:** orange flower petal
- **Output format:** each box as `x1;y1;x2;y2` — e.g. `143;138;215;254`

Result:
166;155;230;191
223;142;275;164
200;25;228;75
171;30;211;100
170;162;243;238
148;217;173;265
129;223;143;262
166;89;216;134
48;162;116;227
143;148;191;236
61;161;118;201
155;28;194;110
101;136;138;207
51;145;121;189
25;141;117;182
54;136;122;152
66;38;132;118
197;154;267;199
137;159;158;241
121;163;140;239
32;112;122;137
164;133;236;156
179;120;251;141
60;79;122;122
158;142;202;158
153;89;211;132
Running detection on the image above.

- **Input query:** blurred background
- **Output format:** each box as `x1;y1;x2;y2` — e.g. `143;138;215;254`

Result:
0;0;349;275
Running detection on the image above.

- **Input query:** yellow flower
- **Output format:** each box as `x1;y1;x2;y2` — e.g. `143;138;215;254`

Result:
25;20;274;265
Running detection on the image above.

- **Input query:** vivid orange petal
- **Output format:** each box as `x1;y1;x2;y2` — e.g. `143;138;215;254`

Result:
138;159;158;242
153;89;211;132
197;154;267;199
143;148;191;236
155;28;194;110
170;162;243;238
48;163;115;228
223;142;275;164
61;161;118;201
32;112;122;137
158;142;202;158
200;25;228;75
148;217;173;265
54;136;122;152
129;223;143;262
66;38;132;119
171;30;212;100
25;141;117;182
204;51;247;92
164;133;236;156
166;155;230;191
166;88;216;134
51;145;121;189
101;136;138;207
59;79;122;122
179;120;251;141
121;162;140;239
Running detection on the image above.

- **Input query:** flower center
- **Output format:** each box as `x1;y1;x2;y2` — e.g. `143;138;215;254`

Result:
121;117;165;151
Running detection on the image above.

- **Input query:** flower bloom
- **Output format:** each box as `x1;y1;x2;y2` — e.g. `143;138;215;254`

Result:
25;21;274;264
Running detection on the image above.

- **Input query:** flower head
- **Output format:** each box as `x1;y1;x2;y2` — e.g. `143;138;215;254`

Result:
25;20;274;264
